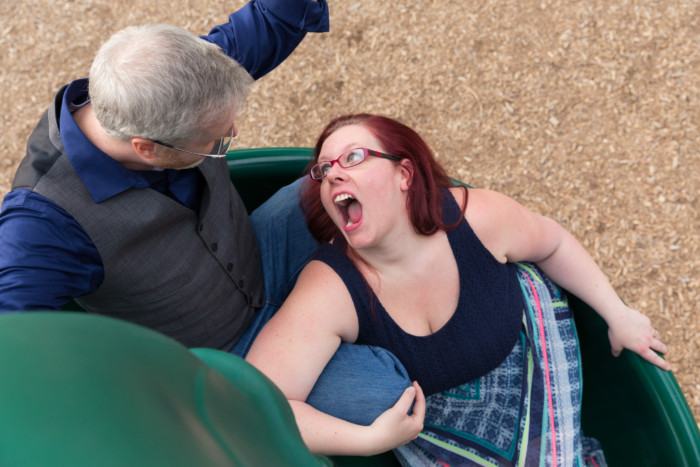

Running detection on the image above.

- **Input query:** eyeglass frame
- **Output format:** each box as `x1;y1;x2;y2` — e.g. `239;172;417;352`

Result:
309;147;402;181
149;126;235;159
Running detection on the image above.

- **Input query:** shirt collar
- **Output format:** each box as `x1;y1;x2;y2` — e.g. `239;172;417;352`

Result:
59;78;156;203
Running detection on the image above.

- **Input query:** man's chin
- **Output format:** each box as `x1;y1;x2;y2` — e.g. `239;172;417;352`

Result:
179;158;205;170
156;157;205;170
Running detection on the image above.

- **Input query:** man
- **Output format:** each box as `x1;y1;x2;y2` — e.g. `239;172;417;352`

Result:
1;0;414;429
0;0;328;352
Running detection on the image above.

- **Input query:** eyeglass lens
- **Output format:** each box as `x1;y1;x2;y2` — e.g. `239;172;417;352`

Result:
312;149;368;179
213;136;229;155
340;149;366;167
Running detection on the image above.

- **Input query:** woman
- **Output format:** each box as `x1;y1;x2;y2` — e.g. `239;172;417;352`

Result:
246;114;669;464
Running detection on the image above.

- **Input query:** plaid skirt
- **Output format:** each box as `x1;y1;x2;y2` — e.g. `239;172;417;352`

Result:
395;263;606;467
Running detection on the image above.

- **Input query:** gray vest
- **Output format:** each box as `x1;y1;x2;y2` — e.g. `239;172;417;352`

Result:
13;87;264;350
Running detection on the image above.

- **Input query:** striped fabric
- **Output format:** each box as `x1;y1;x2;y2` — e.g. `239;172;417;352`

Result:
394;263;606;466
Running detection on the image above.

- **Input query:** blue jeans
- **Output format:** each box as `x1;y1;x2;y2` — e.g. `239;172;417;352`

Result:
231;179;411;426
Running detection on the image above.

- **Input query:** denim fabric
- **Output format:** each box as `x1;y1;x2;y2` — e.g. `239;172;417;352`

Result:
306;343;412;426
231;178;411;425
230;178;318;357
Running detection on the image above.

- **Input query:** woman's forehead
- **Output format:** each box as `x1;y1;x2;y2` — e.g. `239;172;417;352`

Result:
321;124;381;157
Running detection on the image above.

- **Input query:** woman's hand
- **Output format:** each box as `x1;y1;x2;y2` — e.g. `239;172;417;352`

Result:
606;303;671;371
288;381;426;457
367;381;426;453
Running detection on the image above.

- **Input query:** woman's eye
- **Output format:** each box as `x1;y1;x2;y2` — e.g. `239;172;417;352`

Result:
346;150;363;163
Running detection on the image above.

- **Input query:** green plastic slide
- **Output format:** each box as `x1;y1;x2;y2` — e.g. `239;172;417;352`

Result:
0;312;330;467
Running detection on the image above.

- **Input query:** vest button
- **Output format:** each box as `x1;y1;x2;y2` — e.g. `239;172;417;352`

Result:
238;279;245;288
198;223;204;232
211;242;218;252
227;263;233;272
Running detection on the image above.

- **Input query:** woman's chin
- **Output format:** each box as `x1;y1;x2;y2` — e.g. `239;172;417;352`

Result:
342;218;362;232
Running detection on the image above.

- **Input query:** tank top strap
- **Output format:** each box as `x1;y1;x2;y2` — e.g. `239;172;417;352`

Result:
313;241;377;319
441;187;464;225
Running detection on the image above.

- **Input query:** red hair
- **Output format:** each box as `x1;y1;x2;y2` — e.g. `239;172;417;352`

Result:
301;114;466;242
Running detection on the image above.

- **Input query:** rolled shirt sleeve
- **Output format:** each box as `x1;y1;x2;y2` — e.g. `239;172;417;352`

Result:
204;0;329;79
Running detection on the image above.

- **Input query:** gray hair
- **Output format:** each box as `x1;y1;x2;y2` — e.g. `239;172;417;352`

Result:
89;24;253;144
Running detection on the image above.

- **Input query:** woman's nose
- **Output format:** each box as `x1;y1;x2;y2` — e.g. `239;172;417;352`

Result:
325;161;347;181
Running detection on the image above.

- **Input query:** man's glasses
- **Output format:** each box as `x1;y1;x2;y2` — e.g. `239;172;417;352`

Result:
150;126;235;158
309;148;401;181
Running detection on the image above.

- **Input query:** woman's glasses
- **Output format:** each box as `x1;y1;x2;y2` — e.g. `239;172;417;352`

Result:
309;148;401;181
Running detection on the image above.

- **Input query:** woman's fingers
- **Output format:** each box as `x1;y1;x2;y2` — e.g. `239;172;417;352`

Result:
641;346;672;371
651;329;669;354
609;324;672;371
394;385;417;414
410;381;426;423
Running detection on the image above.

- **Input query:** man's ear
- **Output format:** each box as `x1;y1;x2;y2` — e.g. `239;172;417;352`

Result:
131;137;158;160
399;158;414;191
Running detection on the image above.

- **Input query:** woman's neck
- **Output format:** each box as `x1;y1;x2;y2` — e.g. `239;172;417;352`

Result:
350;227;447;282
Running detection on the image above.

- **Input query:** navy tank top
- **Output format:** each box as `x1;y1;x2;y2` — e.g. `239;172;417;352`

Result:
313;189;524;396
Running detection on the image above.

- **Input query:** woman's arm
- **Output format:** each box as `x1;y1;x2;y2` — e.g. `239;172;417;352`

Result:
289;382;425;456
460;187;670;371
245;260;425;455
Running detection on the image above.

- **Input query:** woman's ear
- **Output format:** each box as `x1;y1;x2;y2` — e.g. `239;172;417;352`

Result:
131;137;158;160
399;158;414;191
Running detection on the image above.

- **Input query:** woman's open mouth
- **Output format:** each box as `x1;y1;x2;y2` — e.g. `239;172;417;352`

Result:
334;192;363;230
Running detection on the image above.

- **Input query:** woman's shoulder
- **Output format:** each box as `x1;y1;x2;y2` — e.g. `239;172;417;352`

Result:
448;186;507;226
447;186;467;210
289;260;360;341
295;259;349;295
452;187;524;263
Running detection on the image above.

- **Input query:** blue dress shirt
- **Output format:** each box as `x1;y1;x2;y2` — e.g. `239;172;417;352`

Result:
0;0;329;312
